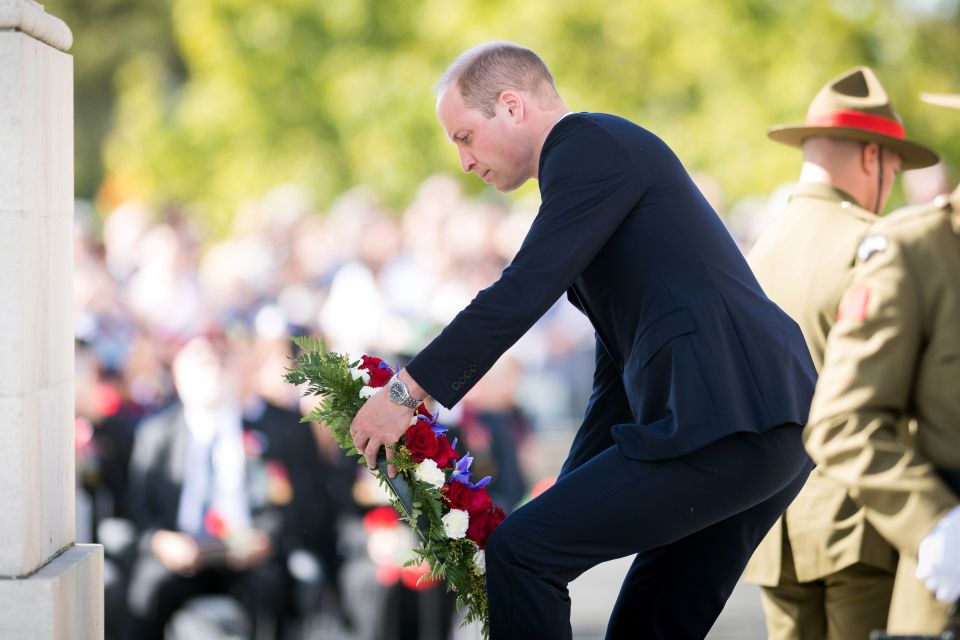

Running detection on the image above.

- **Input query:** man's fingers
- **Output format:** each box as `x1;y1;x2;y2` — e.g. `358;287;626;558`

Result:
385;446;396;479
364;439;381;470
352;431;366;453
348;419;359;444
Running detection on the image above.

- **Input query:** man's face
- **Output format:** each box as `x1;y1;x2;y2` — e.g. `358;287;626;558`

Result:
173;337;228;408
436;87;532;192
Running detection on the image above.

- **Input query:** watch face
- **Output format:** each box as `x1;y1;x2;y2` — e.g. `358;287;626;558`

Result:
388;378;416;408
389;382;402;401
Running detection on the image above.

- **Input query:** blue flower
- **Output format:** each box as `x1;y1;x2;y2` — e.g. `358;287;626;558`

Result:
378;361;396;374
418;409;449;436
450;454;491;489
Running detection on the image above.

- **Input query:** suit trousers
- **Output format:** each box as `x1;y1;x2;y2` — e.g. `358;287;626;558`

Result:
484;423;812;640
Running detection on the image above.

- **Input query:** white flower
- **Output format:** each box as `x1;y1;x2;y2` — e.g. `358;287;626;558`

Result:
473;549;486;575
410;414;421;426
442;509;469;539
350;366;371;385
414;459;445;490
359;385;379;399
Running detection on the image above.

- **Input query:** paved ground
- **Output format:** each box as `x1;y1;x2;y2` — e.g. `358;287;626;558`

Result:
569;556;766;639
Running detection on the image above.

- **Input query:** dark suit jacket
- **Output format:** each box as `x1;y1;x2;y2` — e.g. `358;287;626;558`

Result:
407;113;816;461
243;401;342;579
127;402;282;551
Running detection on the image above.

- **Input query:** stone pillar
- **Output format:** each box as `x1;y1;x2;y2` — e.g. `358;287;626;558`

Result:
0;1;103;637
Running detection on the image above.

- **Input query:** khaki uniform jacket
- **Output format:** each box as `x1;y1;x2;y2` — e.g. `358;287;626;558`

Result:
805;185;960;633
744;182;897;585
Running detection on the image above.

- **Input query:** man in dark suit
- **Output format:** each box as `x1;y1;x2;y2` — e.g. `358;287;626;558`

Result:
349;42;816;639
237;330;348;626
125;336;287;639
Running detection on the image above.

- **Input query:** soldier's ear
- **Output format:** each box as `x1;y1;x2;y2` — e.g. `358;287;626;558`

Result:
861;142;881;175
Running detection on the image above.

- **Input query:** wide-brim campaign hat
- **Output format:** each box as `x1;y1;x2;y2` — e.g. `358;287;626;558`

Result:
769;66;939;170
921;92;960;111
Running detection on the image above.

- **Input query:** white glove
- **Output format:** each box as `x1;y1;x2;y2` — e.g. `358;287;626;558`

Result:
917;505;960;603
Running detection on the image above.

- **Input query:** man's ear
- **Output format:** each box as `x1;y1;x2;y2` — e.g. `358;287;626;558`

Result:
499;90;524;121
861;142;880;176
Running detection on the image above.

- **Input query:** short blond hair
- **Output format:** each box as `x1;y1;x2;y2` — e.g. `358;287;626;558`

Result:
437;42;557;118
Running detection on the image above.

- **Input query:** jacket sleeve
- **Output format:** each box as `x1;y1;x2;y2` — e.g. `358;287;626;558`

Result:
407;118;643;408
804;234;958;555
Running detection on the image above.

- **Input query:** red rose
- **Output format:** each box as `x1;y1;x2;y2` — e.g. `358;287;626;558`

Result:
443;482;493;514
467;506;506;549
359;355;383;369
404;421;440;462
432;434;460;469
368;366;393;387
359;355;393;387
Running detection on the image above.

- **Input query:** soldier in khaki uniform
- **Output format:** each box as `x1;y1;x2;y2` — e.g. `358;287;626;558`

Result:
745;67;939;640
804;91;960;635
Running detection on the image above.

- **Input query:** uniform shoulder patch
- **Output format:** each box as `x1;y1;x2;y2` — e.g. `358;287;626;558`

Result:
856;234;888;263
836;284;871;323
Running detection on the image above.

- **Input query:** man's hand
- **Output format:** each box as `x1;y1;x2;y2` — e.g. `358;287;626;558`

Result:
917;505;960;603
350;387;412;477
151;529;202;576
226;528;273;570
350;368;425;477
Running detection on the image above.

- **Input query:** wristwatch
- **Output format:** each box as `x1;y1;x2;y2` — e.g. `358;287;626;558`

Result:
387;374;421;410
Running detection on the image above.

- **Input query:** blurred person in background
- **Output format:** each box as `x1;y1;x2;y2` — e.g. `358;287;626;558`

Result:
455;354;530;512
232;313;351;633
722;186;794;255
902;160;953;205
101;201;154;283
745;67;939;640
76;342;136;524
126;221;209;340
125;335;288;639
319;192;405;356
398;176;463;294
76;341;137;639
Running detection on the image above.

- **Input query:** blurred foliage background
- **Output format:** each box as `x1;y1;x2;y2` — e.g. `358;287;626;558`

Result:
52;0;960;230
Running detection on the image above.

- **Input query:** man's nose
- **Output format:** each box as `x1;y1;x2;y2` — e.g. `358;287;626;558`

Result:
459;148;476;173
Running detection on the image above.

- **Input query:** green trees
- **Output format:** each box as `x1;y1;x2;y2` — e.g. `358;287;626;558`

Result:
55;0;960;225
